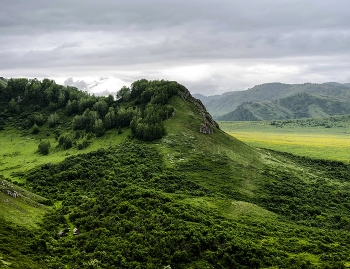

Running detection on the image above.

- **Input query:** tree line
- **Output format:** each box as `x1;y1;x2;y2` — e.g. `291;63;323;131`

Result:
1;78;183;155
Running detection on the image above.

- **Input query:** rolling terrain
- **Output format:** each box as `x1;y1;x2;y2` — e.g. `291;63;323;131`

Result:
1;78;350;268
219;93;350;121
197;82;350;119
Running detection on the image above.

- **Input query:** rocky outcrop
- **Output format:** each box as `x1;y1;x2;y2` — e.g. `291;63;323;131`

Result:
178;84;220;133
200;122;213;134
1;180;19;198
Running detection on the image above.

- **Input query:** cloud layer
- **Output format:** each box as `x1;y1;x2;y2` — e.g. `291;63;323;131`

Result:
2;0;350;95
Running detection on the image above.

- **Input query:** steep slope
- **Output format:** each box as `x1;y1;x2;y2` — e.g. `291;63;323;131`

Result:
220;93;350;121
202;82;350;118
1;79;350;268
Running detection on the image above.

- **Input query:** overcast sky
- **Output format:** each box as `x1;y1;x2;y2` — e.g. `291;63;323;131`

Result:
2;0;350;95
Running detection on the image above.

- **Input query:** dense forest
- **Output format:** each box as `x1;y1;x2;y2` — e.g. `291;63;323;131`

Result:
0;78;182;146
1;78;350;268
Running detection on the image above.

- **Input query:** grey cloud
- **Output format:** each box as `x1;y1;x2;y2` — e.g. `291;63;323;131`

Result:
2;0;349;34
2;0;350;94
64;77;88;90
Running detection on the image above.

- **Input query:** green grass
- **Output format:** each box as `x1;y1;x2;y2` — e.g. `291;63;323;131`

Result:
0;178;48;228
181;196;277;220
163;96;261;165
0;126;130;182
219;121;350;162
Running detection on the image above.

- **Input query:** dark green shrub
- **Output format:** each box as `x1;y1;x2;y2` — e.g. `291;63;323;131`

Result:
58;133;73;149
38;140;50;155
31;124;40;134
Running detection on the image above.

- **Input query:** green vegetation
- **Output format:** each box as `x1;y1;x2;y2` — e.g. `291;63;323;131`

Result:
1;78;350;268
201;82;350;118
220;118;350;162
38;140;51;155
0;175;48;228
219;93;350;121
0;78;185;179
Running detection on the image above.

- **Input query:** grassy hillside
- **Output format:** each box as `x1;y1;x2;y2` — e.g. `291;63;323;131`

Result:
202;82;350;118
1;79;350;268
219;93;350;121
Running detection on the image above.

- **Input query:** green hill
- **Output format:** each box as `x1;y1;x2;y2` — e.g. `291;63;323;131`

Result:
202;82;350;118
1;79;350;268
219;92;350;121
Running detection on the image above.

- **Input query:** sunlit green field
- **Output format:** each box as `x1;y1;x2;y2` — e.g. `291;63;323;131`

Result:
219;121;350;162
0;127;130;182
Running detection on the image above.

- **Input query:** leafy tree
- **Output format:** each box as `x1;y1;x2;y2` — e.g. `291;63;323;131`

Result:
83;109;99;132
66;100;79;115
93;100;108;118
78;97;97;114
130;104;166;141
7;78;28;96
38;140;50;155
33;113;45;126
105;94;115;106
116;86;131;101
141;87;153;104
73;115;85;130
130;79;148;104
93;119;105;137
8;98;20;113
58;90;68;107
48;113;60;127
77;137;89;150
104;107;116;130
58;133;73;149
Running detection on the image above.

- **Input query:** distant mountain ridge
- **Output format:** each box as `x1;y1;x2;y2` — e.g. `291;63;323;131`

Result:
219;93;350;121
192;93;222;105
195;82;350;120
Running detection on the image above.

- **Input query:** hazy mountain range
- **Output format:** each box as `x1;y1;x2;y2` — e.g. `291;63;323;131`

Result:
194;82;350;120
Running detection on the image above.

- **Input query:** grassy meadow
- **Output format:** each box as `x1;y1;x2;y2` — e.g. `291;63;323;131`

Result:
219;120;350;162
0;126;130;183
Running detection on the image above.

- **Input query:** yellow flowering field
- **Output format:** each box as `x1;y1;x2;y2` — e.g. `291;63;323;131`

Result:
220;121;350;162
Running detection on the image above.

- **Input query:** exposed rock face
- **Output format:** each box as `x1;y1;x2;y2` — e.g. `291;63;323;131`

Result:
178;84;220;133
195;98;220;130
200;122;213;134
1;180;19;198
